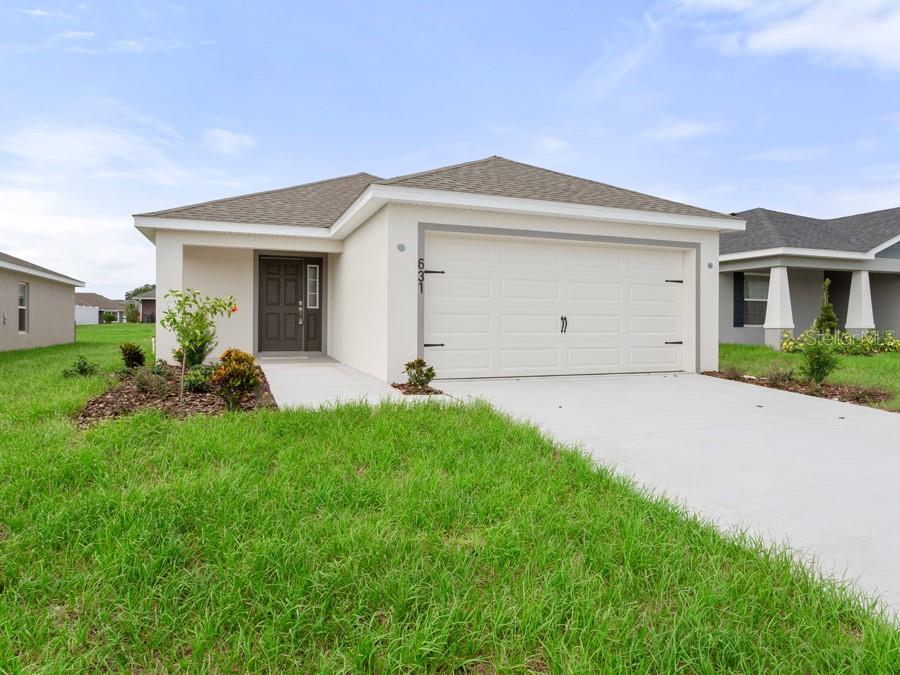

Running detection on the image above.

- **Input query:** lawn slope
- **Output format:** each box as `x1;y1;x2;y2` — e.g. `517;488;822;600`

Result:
0;327;897;671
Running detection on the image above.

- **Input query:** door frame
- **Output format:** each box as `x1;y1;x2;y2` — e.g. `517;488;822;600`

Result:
253;251;327;355
416;222;700;374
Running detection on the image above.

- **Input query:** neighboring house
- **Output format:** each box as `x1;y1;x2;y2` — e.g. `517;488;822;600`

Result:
0;251;84;352
74;292;127;324
720;207;900;348
132;288;156;323
134;156;743;381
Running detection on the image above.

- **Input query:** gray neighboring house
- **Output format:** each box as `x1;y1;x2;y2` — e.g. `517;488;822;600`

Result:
74;292;127;324
0;251;84;352
719;207;900;348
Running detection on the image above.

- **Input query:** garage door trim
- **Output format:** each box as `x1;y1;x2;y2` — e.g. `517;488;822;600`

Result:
417;222;702;374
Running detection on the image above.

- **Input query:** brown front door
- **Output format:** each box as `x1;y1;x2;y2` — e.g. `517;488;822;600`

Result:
258;257;324;352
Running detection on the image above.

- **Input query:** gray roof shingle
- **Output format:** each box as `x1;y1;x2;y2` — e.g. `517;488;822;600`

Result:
721;207;900;255
137;172;382;227
75;292;125;311
0;251;82;284
136;156;732;227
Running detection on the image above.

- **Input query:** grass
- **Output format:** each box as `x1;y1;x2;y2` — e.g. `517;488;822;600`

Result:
720;343;900;411
0;326;898;671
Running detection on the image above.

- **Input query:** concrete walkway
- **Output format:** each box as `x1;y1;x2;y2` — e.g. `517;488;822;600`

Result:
259;355;402;408
439;373;900;613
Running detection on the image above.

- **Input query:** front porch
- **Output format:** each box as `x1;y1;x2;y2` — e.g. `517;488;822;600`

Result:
720;261;900;349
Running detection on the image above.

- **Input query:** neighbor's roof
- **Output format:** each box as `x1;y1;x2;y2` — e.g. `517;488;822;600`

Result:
721;207;900;255
135;156;732;227
75;292;126;311
0;251;83;286
132;288;156;300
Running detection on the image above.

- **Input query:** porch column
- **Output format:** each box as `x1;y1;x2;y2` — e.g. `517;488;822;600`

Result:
764;266;793;349
845;270;875;335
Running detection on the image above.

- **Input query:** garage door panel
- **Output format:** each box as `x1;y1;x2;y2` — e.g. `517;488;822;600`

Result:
500;279;560;300
424;232;687;378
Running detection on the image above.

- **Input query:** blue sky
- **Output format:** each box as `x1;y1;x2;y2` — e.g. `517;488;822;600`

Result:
2;1;900;297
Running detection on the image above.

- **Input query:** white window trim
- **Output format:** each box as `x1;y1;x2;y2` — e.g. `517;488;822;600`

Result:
17;282;29;333
307;264;320;310
742;272;769;327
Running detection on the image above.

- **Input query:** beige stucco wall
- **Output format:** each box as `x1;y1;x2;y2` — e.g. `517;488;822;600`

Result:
326;207;389;379
182;245;255;358
0;268;75;352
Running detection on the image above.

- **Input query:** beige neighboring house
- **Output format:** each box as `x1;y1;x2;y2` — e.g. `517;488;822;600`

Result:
131;288;156;323
0;251;84;352
135;156;744;381
75;292;127;324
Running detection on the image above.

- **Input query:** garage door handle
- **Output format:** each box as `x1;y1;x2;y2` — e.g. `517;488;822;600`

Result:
665;340;683;345
424;343;445;348
665;279;683;284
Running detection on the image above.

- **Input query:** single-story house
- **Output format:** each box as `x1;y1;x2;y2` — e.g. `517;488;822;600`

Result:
132;288;156;323
75;292;127;324
135;156;743;381
720;207;900;348
0;251;84;352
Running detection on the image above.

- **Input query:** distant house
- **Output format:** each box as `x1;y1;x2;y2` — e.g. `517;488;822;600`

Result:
132;288;156;323
1;251;84;352
720;207;900;348
75;292;127;324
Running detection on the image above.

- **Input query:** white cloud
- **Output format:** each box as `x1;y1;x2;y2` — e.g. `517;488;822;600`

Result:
56;30;94;40
110;40;145;53
200;128;256;155
680;0;900;71
19;7;73;20
537;135;569;152
644;119;721;141
0;186;155;298
573;14;664;100
744;145;826;161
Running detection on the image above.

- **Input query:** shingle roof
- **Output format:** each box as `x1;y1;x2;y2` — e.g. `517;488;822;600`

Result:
379;156;730;219
0;251;82;285
132;288;155;300
136;156;732;227
75;292;125;311
721;207;900;255
137;172;382;227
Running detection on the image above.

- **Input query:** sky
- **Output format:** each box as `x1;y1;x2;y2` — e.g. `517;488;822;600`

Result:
1;0;900;298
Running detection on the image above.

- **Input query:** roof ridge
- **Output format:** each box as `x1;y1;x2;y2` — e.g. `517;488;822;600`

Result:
382;155;730;219
377;155;503;185
135;171;382;217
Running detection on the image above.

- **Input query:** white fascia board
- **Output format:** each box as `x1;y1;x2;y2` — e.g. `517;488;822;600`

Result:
133;216;334;243
720;247;870;262
0;260;84;287
329;185;744;239
868;232;900;256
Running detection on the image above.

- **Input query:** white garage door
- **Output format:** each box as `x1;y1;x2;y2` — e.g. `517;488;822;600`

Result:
423;231;687;378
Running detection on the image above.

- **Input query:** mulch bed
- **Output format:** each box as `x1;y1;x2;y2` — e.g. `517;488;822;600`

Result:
704;371;893;409
77;364;276;428
391;382;444;396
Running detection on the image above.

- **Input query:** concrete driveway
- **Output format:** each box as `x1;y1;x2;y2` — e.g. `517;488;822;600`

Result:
440;373;900;613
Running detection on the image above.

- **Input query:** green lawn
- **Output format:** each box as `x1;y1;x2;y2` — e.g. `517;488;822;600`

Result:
720;343;900;411
0;327;897;671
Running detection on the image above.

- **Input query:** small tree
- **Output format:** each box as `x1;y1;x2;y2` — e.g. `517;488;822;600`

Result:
159;289;237;398
125;301;140;323
799;340;839;387
812;278;839;335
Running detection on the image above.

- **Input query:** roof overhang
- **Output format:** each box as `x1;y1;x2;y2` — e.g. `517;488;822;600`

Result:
135;185;744;243
720;245;888;263
330;184;744;239
0;259;84;287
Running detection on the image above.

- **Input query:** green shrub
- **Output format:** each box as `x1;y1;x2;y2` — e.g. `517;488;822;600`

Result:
184;364;216;393
62;354;99;378
210;349;258;410
404;358;436;389
119;342;146;369
799;340;839;385
812;278;839;335
149;360;170;377
766;366;795;387
134;367;168;396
